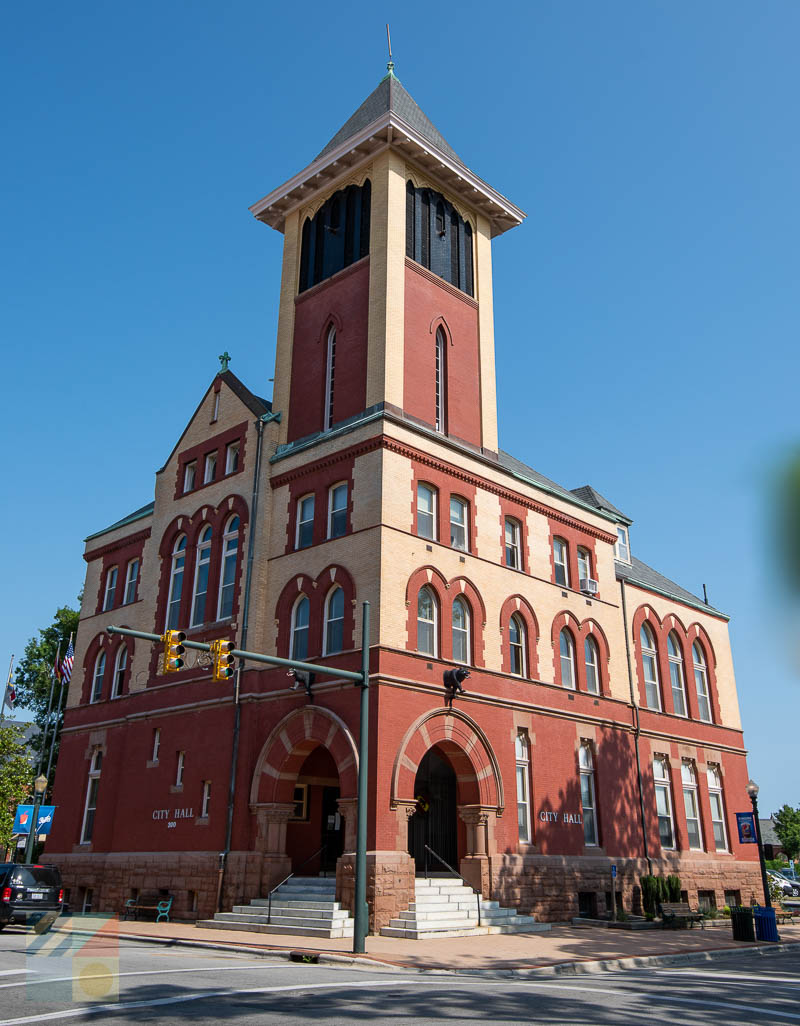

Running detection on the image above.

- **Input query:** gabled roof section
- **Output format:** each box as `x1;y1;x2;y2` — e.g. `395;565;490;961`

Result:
315;72;461;164
498;451;619;525
85;501;154;543
570;485;631;524
250;72;525;239
616;556;727;620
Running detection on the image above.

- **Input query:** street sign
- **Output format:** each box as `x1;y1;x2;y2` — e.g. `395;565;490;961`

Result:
736;811;757;844
611;865;617;879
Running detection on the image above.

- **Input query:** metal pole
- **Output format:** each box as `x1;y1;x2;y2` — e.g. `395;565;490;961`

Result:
36;645;60;778
0;655;14;726
751;793;771;907
24;793;43;865
353;601;370;954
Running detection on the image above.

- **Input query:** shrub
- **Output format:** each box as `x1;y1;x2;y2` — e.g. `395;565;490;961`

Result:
641;875;659;917
666;875;682;902
722;905;731;917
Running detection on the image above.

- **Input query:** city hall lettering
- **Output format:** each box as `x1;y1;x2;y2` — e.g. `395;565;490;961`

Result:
540;811;583;825
152;808;194;822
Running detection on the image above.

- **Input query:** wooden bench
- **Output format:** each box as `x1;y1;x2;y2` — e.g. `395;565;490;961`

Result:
122;894;173;923
776;906;800;925
659;901;705;929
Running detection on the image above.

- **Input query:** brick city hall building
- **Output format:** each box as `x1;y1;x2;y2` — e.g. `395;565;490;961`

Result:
47;70;761;932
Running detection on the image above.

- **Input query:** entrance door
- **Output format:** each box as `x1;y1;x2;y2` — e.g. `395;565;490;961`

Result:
320;786;343;873
408;748;457;873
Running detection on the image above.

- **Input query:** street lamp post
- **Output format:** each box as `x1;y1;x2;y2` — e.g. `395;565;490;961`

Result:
24;774;48;865
746;778;771;908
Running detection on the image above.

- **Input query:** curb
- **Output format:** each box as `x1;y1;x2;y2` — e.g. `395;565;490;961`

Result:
50;925;800;977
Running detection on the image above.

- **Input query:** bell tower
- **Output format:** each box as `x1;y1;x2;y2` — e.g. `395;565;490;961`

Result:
250;68;525;455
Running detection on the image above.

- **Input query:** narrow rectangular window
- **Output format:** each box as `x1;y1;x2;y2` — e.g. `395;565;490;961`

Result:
211;392;220;422
615;527;630;562
681;761;704;850
103;567;118;611
328;484;347;539
553;538;569;587
324;327;336;430
579;744;598;846
225;442;239;474
151;728;160;763
653;756;675;849
505;518;521;569
515;733;531;844
707;765;728;851
296;495;315;549
204;452;217;484
175;751;185;788
184;461;196;493
417;484;436;540
577;548;591;583
81;750;102;844
450;497;468;551
201;781;211;818
124;559;140;605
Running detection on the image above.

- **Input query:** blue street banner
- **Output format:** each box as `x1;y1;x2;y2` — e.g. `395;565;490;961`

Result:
736;811;757;844
12;805;56;835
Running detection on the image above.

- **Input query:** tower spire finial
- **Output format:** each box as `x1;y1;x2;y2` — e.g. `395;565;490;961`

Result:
386;23;394;75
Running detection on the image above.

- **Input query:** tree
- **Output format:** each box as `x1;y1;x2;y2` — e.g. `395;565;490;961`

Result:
772;804;800;860
12;603;80;786
0;723;33;857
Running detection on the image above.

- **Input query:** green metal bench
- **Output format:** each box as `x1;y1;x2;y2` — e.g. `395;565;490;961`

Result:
123;894;173;923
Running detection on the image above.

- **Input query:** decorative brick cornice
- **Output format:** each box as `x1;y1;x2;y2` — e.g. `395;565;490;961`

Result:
405;257;478;309
84;529;151;563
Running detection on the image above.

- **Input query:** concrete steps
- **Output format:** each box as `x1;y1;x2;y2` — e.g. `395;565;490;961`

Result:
380;877;551;939
197;876;354;939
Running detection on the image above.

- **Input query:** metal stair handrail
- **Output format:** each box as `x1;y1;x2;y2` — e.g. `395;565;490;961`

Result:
423;844;481;926
266;843;328;924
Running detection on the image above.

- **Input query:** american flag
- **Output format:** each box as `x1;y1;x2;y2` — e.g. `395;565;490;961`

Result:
60;640;74;684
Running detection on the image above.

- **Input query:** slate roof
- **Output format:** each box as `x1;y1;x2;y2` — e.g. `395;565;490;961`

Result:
760;818;781;848
316;72;461;163
570;485;630;523
85;502;154;543
218;370;271;418
497;450;597;511
616;555;726;618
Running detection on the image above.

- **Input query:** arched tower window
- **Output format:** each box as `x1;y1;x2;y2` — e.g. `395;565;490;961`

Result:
298;180;371;293
435;327;446;432
324;324;336;430
406;182;474;297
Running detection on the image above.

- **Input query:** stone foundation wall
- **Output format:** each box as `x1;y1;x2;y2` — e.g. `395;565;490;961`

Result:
491;853;763;921
337;850;415;933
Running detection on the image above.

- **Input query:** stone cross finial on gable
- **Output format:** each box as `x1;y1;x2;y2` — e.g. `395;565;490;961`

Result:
218;351;231;373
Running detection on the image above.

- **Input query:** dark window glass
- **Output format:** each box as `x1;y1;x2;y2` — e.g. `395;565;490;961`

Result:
420;190;430;268
344;187;356;266
406;180;415;257
359;180;371;259
299;219;311;292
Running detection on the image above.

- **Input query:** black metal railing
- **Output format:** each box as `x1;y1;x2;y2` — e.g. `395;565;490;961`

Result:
423;844;481;926
266;844;328;924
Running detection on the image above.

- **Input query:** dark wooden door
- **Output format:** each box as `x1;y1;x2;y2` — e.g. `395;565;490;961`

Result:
320;786;343;872
408;748;457;873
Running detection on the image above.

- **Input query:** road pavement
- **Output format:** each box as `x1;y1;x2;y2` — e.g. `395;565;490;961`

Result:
0;927;798;1024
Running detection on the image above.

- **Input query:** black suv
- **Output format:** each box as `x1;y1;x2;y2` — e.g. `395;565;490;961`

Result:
0;864;63;933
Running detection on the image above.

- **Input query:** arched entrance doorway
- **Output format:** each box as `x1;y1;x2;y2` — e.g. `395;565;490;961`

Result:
286;745;344;875
408;747;458;872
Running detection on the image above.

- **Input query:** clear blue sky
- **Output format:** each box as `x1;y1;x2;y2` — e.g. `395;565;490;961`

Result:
2;2;797;816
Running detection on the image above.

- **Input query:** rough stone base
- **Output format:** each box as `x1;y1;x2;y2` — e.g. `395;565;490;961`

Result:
491;854;763;921
337;850;415;933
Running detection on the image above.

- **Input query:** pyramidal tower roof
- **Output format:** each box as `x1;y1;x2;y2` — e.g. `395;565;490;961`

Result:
315;71;461;164
250;70;524;238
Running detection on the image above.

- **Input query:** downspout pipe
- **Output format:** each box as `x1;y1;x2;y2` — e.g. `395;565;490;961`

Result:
217;413;266;912
620;577;652;875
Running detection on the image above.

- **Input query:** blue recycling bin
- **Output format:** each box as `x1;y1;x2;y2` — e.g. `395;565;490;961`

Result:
753;905;779;942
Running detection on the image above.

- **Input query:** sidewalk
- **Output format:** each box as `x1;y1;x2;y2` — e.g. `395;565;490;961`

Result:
52;916;800;975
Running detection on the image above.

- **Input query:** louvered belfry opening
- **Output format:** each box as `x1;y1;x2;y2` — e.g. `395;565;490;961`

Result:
405;182;474;297
299;180;371;293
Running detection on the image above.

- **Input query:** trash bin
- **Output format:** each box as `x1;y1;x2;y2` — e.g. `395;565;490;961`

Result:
753;906;780;943
730;905;755;942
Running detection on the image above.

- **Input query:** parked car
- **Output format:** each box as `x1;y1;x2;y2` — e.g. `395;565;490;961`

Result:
767;870;800;898
0;864;63;933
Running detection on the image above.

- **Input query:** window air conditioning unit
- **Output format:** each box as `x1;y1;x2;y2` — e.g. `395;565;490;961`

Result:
580;578;599;596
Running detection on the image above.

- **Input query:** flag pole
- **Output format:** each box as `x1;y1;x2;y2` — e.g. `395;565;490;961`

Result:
36;642;61;777
0;654;14;726
45;635;71;790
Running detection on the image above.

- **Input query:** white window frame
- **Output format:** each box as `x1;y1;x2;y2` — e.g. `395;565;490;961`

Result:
515;732;532;844
615;526;630;562
668;632;688;717
577;547;591;583
323;586;345;656
681;761;704;851
151;727;161;763
103;567;118;612
505;518;521;569
707;764;728;851
509;613;526;677
290;595;310;661
166;535;186;631
640;623;662;711
111;644;127;699
653;756;675;850
225;441;240;475
449;496;468;551
553;538;569;587
203;451;217;484
324;324;336;431
452;596;471;665
435;327;446;432
417;586;438;657
584;635;600;695
175;751;185;788
559;628;576;689
91;651;106;704
216;515;240;621
183;461;196;493
296;494;315;549
693;642;712;722
417;483;437;540
124;559;139;605
191;526;213;627
327;482;348;539
80;749;103;844
579;744;598;846
201;780;211;818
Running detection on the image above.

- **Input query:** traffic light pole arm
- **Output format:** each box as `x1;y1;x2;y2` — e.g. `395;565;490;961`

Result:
105;626;365;684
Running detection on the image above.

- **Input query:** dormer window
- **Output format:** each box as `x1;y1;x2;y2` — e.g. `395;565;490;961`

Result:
615;527;630;562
